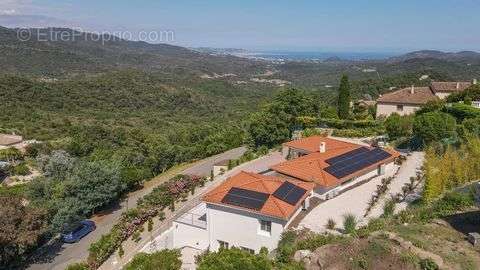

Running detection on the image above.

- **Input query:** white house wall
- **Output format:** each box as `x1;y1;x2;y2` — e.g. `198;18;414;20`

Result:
376;103;421;117
206;204;285;253
173;221;209;250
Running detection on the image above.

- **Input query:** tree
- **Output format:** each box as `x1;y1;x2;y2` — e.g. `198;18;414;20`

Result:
413;111;457;146
123;250;181;270
0;196;47;268
385;113;413;140
248;110;290;148
463;117;480;136
197;248;272;270
37;150;76;181
337;75;351;119
65;160;125;216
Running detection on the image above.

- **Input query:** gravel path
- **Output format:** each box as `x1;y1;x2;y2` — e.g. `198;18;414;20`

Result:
299;152;424;232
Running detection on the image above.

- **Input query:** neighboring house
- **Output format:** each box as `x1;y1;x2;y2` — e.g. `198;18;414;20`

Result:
271;136;399;199
0;134;23;150
172;171;314;254
212;160;229;177
376;79;477;117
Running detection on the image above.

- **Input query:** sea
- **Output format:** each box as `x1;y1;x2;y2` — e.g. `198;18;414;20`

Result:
238;51;398;61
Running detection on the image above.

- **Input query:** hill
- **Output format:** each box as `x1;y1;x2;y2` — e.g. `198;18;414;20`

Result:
0;27;266;76
389;50;480;62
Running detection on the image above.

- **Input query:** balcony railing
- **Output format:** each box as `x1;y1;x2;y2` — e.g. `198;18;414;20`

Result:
175;213;207;229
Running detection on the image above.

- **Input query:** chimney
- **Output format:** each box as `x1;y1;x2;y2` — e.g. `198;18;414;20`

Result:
473;79;478;85
319;142;326;153
410;85;415;94
456;82;460;90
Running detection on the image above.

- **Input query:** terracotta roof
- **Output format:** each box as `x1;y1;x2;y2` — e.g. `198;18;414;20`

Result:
431;82;472;93
283;136;361;153
377;87;438;105
203;171;314;220
0;134;23;146
272;137;400;188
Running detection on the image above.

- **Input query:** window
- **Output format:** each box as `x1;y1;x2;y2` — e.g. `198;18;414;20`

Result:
396;105;404;111
218;240;229;249
240;247;255;254
260;220;271;233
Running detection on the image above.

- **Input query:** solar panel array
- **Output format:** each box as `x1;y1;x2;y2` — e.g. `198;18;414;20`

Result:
221;187;269;210
325;147;369;165
325;148;392;179
273;181;307;205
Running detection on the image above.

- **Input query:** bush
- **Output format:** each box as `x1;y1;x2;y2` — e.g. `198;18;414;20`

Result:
65;262;90;270
124;250;182;270
413;111;457;146
385;113;413;140
276;231;297;263
197;248;272;270
443;103;480;121
342;214;357;235
296;233;341;251
326;218;336;230
419;258;439;270
382;199;396;217
11;162;30;176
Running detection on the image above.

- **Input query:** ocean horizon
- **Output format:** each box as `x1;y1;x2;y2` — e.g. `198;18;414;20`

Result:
240;50;399;61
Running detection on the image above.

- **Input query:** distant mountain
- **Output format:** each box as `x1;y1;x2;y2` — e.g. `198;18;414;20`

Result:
0;26;265;76
389;50;480;62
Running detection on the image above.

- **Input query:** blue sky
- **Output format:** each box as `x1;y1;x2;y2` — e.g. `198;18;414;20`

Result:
1;0;479;52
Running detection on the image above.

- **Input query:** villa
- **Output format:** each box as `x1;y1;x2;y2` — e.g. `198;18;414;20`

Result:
172;171;314;254
271;136;399;199
376;79;477;117
143;136;400;267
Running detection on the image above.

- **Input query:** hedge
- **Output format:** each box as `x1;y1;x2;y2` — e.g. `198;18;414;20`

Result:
86;174;207;269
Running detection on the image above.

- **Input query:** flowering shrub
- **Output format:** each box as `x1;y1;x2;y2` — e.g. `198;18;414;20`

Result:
87;174;205;269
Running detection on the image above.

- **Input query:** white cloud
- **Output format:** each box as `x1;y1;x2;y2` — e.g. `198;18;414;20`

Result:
0;9;16;15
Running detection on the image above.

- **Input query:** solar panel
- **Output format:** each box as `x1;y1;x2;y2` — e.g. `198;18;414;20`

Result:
325;148;392;179
273;181;307;205
221;187;269;210
325;147;369;165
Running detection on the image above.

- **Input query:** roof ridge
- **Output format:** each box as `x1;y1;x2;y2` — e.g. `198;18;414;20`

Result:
269;197;288;218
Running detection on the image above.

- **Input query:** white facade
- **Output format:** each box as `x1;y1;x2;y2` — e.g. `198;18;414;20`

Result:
376;103;421;117
173;203;209;250
206;204;286;253
171;194;311;255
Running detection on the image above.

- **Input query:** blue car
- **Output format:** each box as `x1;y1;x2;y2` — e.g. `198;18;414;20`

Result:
62;220;96;243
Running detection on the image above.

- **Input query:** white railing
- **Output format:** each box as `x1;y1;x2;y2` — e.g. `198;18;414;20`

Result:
175;213;207;229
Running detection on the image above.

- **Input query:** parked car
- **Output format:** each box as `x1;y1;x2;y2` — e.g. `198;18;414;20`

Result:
62;220;96;243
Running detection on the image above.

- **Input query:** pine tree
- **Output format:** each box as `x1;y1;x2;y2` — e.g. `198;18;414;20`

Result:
337;75;351;119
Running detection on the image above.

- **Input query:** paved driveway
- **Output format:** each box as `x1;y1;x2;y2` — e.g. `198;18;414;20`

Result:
299;152;424;233
26;147;247;270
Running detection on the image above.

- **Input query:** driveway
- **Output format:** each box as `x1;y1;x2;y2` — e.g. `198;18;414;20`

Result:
98;150;285;270
26;146;247;270
299;152;424;233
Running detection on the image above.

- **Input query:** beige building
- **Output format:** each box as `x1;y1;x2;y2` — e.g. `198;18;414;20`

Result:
376;80;477;117
0;134;23;150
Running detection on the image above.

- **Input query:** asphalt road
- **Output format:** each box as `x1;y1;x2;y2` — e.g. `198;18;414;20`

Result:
26;146;247;270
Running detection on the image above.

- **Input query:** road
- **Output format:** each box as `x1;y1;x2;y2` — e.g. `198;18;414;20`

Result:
99;149;285;270
26;146;247;270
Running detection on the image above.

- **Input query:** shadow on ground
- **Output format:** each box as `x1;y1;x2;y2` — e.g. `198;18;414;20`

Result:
444;210;480;235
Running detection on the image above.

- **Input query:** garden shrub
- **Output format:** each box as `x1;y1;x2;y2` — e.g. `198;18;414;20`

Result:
419;258;439;270
342;214;358;235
